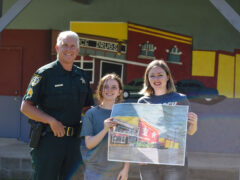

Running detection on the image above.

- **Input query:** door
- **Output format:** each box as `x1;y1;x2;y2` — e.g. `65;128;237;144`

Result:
235;54;240;98
0;47;22;138
217;54;235;98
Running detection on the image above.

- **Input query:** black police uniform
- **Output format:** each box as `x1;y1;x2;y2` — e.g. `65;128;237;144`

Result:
23;60;94;180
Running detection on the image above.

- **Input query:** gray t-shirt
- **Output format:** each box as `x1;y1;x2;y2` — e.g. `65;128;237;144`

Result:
81;106;123;180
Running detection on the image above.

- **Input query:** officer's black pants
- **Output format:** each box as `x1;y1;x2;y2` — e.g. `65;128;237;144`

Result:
30;133;82;180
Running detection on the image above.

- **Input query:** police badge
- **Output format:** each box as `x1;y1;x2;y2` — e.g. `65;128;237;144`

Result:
30;74;42;86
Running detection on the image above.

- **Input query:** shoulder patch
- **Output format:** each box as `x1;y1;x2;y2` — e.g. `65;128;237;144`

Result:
26;88;33;98
30;74;42;86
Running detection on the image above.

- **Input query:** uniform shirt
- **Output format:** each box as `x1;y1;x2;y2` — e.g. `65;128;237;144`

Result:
80;106;123;180
23;60;94;126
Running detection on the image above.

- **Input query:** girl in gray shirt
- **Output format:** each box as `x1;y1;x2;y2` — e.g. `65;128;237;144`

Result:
81;73;129;180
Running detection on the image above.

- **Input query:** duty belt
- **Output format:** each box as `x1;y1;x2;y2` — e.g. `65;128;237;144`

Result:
66;126;74;136
43;125;80;137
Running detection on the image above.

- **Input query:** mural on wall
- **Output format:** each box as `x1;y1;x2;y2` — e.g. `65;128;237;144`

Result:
191;49;240;100
50;21;240;105
0;22;239;150
138;41;157;60
166;45;182;64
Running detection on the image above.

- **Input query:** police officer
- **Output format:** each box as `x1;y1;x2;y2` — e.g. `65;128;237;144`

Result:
20;31;94;180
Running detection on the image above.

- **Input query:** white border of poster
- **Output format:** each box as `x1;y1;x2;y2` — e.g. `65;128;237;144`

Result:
108;103;189;166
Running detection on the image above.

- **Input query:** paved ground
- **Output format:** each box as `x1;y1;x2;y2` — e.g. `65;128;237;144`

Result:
0;138;239;180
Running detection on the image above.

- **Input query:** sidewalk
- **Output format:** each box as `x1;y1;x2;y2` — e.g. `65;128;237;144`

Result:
0;138;239;180
0;138;32;180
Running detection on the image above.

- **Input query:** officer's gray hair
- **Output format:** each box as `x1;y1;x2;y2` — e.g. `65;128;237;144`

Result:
56;31;80;48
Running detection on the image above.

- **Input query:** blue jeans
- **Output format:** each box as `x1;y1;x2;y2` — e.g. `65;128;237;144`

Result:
140;158;188;180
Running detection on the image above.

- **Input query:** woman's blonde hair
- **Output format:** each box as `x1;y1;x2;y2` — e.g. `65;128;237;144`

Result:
96;73;123;104
139;59;176;96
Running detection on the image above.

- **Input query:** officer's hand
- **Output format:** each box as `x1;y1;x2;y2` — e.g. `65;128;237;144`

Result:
49;118;65;137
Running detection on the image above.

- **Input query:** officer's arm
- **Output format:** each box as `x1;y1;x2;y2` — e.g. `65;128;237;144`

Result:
21;100;66;137
21;100;54;124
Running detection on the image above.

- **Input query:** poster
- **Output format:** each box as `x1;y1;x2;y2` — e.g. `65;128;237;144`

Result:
108;103;189;166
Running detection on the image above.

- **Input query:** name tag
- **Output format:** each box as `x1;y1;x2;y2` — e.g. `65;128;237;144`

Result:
80;77;86;84
54;84;63;87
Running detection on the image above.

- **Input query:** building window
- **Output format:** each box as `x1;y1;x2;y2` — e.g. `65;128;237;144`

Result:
166;45;183;65
74;57;94;84
100;61;123;80
138;41;157;60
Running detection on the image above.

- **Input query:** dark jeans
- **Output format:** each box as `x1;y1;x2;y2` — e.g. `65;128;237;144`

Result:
140;158;188;180
31;134;82;180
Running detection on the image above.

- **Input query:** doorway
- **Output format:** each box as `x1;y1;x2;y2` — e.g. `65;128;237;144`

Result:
0;47;23;138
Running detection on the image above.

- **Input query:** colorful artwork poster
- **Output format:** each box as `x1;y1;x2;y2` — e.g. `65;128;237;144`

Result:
108;103;189;166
